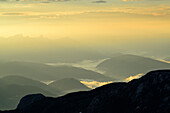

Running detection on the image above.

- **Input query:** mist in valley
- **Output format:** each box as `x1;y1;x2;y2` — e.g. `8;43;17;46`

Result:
0;35;170;110
0;0;170;111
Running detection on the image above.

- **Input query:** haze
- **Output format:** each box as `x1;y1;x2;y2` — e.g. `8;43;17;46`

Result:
0;0;170;110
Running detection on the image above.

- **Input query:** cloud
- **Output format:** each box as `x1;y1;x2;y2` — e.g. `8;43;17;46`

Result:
92;0;107;3
2;12;25;16
80;81;113;89
0;11;85;18
1;5;170;19
0;0;8;1
122;0;168;1
40;1;50;3
0;0;72;1
1;0;167;2
41;80;54;85
0;3;169;20
156;59;170;63
125;73;143;82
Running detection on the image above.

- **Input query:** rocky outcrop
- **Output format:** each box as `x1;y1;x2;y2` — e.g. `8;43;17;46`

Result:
2;70;170;113
17;94;45;111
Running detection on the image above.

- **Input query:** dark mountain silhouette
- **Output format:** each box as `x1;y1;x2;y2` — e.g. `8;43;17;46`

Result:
97;54;170;80
3;70;170;113
0;76;60;110
0;61;110;81
49;78;90;94
0;84;54;110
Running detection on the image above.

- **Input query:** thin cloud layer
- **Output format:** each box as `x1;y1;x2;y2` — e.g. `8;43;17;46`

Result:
1;5;170;19
0;0;169;39
92;0;107;3
0;0;168;1
125;74;143;82
0;0;72;1
80;81;113;89
157;59;170;64
123;0;168;1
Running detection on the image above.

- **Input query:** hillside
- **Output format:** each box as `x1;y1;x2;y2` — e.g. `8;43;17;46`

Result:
49;78;90;94
97;54;170;80
3;70;170;113
0;61;110;81
0;76;46;88
0;76;60;110
0;84;54;110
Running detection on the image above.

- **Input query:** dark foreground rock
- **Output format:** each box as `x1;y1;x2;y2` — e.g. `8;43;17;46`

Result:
2;70;170;113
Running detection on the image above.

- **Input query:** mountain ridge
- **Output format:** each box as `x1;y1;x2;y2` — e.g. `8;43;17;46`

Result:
97;54;170;80
48;78;90;94
2;70;170;113
0;61;110;81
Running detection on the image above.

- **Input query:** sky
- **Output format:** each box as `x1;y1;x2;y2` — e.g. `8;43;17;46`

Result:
0;0;170;40
0;0;170;60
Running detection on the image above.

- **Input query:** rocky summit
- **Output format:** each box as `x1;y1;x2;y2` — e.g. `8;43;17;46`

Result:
2;70;170;113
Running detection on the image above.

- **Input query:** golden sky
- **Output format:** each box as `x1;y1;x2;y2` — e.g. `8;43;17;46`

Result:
0;0;170;40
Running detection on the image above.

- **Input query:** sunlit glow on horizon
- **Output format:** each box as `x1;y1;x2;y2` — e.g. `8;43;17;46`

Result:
125;73;143;82
0;0;170;39
80;80;113;89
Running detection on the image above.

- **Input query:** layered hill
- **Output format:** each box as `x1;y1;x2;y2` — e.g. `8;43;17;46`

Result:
0;84;54;110
0;75;61;94
0;76;46;88
3;70;170;113
0;76;93;110
0;61;109;81
97;54;170;80
0;76;60;110
49;78;90;94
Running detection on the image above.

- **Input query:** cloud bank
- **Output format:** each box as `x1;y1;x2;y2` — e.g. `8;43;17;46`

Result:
92;0;107;3
123;0;168;1
125;74;143;82
80;81;113;89
0;0;72;1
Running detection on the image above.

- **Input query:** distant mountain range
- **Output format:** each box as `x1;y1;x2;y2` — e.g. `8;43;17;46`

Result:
0;55;169;111
0;76;91;110
0;61;110;110
0;76;47;89
2;70;170;113
0;76;58;110
0;36;111;63
49;78;90;94
97;54;170;80
0;61;110;81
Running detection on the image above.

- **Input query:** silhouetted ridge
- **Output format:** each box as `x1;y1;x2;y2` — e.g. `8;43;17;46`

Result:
0;76;60;110
2;70;170;113
17;94;45;111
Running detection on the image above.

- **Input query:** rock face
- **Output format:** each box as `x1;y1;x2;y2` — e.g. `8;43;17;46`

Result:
3;70;170;113
17;94;45;111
